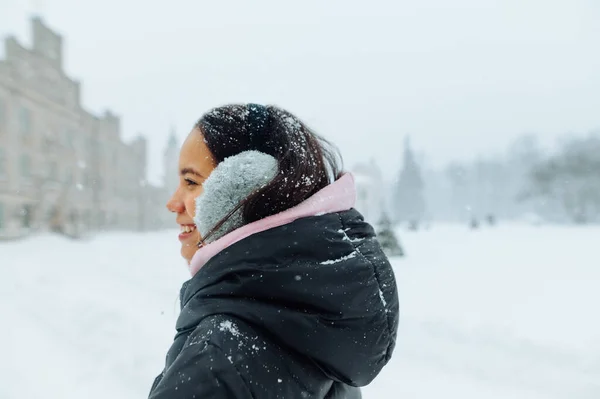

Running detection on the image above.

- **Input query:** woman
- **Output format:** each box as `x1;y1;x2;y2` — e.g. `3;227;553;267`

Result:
150;104;399;398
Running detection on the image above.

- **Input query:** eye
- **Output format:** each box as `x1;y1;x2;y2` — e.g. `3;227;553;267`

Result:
184;178;198;187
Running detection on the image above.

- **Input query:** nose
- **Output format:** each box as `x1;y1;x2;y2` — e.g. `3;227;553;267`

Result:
166;188;184;213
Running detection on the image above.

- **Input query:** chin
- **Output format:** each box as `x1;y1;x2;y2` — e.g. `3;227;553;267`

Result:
181;247;194;264
181;251;193;265
180;236;200;265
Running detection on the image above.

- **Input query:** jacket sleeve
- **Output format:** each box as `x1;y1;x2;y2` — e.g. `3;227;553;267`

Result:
148;341;253;399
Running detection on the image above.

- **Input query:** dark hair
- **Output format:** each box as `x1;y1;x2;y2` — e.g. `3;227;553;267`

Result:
196;104;343;223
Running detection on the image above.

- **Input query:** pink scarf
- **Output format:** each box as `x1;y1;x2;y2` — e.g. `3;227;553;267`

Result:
189;173;356;276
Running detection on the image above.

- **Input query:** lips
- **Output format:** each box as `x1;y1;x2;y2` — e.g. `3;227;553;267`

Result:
180;224;197;234
178;224;197;241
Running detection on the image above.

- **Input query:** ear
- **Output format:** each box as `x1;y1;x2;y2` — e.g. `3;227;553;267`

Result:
194;151;278;243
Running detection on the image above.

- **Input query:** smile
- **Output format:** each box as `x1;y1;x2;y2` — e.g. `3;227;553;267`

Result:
180;225;197;233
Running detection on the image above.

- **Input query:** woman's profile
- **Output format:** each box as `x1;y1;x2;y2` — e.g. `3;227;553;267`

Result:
150;103;399;398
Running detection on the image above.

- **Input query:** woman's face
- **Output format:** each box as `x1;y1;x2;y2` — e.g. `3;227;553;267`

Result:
166;128;217;264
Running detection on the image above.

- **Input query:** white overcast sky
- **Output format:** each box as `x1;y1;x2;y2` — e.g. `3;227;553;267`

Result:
1;0;599;184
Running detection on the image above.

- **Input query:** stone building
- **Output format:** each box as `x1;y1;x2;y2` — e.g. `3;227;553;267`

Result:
163;128;179;199
149;129;180;229
0;17;167;237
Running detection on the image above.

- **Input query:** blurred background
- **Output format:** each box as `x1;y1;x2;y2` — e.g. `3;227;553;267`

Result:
0;1;599;398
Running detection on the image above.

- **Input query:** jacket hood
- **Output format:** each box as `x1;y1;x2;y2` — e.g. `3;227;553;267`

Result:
177;176;399;387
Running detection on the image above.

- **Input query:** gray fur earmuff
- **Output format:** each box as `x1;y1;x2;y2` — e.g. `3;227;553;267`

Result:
194;150;278;245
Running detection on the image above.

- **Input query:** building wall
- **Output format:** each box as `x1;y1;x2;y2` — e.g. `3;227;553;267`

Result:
0;17;167;237
159;132;180;228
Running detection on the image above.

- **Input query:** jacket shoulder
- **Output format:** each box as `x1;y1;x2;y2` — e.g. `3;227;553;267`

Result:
149;335;253;398
189;314;337;398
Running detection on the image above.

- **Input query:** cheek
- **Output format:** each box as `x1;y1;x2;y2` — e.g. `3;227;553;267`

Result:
184;187;204;219
184;197;196;218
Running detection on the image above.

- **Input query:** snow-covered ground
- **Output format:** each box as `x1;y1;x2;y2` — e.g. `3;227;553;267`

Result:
1;224;598;398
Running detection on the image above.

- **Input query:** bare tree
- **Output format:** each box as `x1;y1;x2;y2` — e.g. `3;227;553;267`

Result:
527;134;600;224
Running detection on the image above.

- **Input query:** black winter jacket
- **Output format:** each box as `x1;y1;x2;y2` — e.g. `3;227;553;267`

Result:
149;209;399;398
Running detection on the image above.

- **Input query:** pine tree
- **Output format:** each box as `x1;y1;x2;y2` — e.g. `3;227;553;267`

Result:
377;211;404;257
393;136;426;226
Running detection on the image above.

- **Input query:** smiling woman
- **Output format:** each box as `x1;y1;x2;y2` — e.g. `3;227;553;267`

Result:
166;135;216;262
155;103;399;399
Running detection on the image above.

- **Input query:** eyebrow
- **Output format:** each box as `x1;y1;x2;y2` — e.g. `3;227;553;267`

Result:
180;168;205;178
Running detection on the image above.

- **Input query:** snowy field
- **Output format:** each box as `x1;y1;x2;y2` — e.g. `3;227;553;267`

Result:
1;223;599;398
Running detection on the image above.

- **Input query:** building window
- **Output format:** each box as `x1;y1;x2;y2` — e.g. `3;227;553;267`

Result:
0;148;5;177
64;129;74;148
19;106;31;136
20;154;31;178
22;204;32;228
65;169;73;185
0;98;5;130
48;161;58;181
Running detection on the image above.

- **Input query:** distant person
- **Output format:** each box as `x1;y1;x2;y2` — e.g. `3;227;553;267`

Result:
470;217;480;229
408;219;420;231
150;104;399;399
